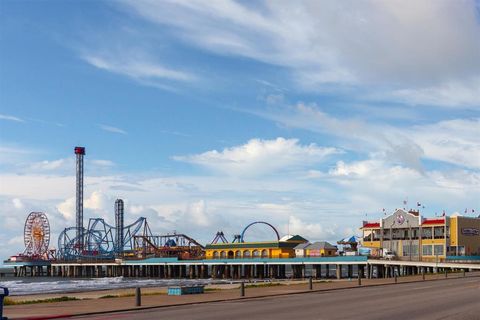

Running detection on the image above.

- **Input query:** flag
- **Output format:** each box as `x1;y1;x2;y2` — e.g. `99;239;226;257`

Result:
465;208;468;214
442;210;446;217
417;202;421;207
473;209;475;213
403;200;407;205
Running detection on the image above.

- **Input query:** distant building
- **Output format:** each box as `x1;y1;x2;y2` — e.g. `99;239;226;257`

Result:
205;235;308;259
294;242;310;257
361;208;480;261
306;241;338;257
294;241;338;257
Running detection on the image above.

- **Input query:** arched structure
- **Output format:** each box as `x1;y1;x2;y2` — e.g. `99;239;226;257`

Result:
240;221;280;242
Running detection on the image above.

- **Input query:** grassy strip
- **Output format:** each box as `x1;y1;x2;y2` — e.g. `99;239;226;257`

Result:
4;296;82;305
244;282;284;288
244;280;331;288
98;295;119;299
99;291;167;299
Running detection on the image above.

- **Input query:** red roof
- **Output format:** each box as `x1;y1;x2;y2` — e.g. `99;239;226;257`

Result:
422;218;445;226
362;222;380;228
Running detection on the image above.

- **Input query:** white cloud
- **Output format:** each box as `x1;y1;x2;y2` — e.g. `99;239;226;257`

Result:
22;157;115;174
174;137;340;176
98;124;127;135
0;114;24;122
255;102;480;170
408;118;480;169
185;200;209;227
83;53;196;86
91;159;115;167
122;0;480;107
283;216;336;241
0;146;34;166
321;158;480;208
57;197;75;221
329;160;373;177
12;198;24;209
56;191;111;223
84;190;109;211
7;236;24;246
29;158;70;171
0;174;74;200
383;78;480;108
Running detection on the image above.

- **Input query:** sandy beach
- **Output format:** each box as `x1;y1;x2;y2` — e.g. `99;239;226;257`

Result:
4;279;307;302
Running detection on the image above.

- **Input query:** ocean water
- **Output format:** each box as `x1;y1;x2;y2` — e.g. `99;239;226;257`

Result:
0;277;230;296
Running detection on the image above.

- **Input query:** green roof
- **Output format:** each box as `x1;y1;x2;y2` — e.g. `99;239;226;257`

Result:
286;235;308;242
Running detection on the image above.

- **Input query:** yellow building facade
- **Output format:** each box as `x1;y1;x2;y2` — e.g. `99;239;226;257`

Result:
361;209;480;261
205;235;308;259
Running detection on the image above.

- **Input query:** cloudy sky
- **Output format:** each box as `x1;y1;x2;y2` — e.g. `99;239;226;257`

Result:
0;0;479;260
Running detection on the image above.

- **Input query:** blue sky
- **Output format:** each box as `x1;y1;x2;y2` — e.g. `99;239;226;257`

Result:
0;1;479;260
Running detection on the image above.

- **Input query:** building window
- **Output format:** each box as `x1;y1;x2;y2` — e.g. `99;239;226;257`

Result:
434;227;444;239
220;251;227;259
393;229;403;240
383;229;390;240
252;250;260;258
261;249;268;258
411;229;419;240
422;228;432;239
412;245;418;256
235;250;241;258
422;245;433;256
403;244;418;257
434;245;444;256
243;250;251;258
213;251;219;259
403;244;411;256
363;230;372;242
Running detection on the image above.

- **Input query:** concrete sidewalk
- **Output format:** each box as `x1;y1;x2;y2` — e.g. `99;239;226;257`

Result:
5;272;478;320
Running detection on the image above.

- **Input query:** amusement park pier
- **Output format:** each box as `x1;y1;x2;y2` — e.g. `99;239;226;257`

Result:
4;146;480;281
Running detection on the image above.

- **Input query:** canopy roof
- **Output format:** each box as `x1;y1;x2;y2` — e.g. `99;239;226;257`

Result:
337;235;360;244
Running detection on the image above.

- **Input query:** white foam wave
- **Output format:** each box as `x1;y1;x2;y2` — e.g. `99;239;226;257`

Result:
0;277;226;296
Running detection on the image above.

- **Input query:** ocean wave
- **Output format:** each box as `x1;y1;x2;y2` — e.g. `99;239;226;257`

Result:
0;277;228;296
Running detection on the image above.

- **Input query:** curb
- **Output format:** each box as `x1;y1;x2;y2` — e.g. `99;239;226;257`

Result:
12;274;479;320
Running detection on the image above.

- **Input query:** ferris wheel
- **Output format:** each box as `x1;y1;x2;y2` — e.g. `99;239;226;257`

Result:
24;212;51;258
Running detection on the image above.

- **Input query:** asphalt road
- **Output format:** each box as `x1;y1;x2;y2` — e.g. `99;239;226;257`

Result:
73;277;480;320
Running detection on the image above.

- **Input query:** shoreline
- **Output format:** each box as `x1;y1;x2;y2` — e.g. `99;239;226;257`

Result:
4;279;316;303
0;276;240;297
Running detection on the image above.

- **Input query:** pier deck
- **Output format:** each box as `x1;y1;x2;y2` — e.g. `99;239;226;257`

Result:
5;256;480;279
